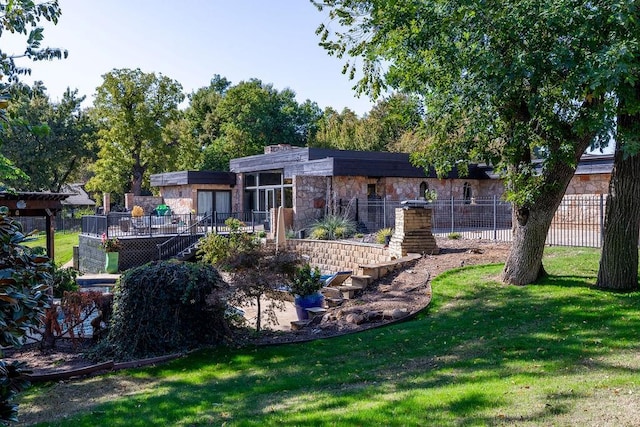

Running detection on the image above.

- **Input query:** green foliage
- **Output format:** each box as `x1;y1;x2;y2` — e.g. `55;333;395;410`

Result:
375;227;394;244
198;218;258;269
310;94;423;152
2;86;96;192
0;0;67;191
0;359;31;425
0;211;51;424
447;232;462;240
87;68;184;196
103;261;229;360
0;212;50;348
51;265;79;298
289;263;324;297
309;215;356;240
198;218;300;332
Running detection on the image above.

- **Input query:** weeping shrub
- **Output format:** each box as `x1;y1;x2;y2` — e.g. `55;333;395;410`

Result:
103;260;230;360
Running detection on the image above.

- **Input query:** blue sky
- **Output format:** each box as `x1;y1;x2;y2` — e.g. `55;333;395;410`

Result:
7;1;375;116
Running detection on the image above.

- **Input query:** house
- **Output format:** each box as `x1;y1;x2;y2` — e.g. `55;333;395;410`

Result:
60;183;96;215
152;145;503;232
150;146;614;233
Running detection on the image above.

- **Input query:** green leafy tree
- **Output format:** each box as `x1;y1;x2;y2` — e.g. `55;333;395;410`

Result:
594;3;640;291
0;0;67;189
198;78;322;171
2;84;96;192
313;0;612;285
87;68;184;196
310;106;359;149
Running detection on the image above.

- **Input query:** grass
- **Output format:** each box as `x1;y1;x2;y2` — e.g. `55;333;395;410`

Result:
23;231;79;267
19;246;640;426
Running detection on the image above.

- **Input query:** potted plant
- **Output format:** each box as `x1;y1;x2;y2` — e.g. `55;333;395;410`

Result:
290;263;325;320
101;233;121;274
131;205;144;217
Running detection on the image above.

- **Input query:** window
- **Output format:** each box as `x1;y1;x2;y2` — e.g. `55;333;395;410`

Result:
419;181;428;199
197;190;232;216
463;182;472;204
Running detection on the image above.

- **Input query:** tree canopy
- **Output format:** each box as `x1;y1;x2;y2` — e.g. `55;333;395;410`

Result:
0;0;67;189
312;0;614;284
87;68;184;197
1;83;96;192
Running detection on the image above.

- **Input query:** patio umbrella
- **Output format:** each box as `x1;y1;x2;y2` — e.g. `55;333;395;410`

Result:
275;206;286;252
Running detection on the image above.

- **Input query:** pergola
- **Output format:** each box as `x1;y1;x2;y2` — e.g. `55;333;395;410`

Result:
0;192;70;260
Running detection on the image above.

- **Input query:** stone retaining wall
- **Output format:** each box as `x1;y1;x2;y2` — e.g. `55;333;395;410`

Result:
287;239;390;274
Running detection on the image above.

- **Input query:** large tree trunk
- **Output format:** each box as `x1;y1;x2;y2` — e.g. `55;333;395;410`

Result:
131;164;144;196
596;103;640;290
502;134;594;285
503;196;564;285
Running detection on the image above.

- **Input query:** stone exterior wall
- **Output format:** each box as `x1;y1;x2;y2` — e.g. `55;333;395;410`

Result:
124;194;163;215
159;184;239;215
293;175;328;230
553;194;604;225
287;239;390;274
566;173;610;195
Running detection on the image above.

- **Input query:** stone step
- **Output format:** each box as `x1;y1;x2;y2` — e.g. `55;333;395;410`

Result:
325;297;343;307
336;284;364;299
305;307;327;319
349;275;373;288
320;287;342;299
291;320;310;330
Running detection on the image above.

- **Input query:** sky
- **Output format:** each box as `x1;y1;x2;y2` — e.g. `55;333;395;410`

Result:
6;0;375;116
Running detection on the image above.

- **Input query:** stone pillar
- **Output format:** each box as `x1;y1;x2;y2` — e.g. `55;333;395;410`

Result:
103;192;111;215
124;193;135;211
389;207;439;258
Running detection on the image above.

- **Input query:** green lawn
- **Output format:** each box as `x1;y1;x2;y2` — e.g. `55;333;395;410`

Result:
23;231;79;267
20;246;640;426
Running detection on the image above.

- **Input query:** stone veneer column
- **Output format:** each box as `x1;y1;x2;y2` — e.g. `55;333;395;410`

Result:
389;207;439;258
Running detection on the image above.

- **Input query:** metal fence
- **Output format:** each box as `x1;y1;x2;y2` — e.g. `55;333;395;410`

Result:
81;211;267;239
11;216;82;234
338;195;607;248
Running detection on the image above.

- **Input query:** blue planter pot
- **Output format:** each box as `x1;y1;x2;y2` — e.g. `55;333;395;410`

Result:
294;292;324;320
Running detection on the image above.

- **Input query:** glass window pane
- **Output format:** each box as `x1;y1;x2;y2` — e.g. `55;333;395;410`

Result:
259;172;281;186
216;191;231;213
197;191;213;215
245;174;256;187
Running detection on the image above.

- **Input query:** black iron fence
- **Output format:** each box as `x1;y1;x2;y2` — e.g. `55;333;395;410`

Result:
82;211;267;239
12;216;82;234
338;195;608;248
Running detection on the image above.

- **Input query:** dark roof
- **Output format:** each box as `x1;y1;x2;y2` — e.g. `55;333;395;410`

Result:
229;147;493;179
575;154;613;175
60;183;96;206
150;171;236;187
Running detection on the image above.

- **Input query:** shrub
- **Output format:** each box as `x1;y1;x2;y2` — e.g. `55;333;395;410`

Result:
290;263;324;297
375;228;394;244
199;218;301;332
0;211;51;423
309;215;356;240
52;265;79;298
448;232;462;240
103;261;230;360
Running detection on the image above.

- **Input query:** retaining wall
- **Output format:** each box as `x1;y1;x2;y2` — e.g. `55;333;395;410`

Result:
287;239;390;274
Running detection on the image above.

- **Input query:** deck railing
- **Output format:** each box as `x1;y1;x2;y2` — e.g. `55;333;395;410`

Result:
81;211;266;239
